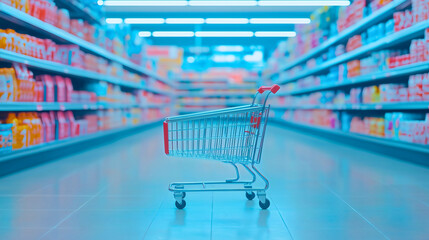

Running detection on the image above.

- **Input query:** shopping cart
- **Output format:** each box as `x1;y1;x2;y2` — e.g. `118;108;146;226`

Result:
163;84;280;209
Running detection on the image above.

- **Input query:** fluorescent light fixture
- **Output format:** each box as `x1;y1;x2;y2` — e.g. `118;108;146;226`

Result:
250;18;310;24
138;31;151;37
189;0;257;6
205;18;249;24
216;46;244;52
152;31;195;37
187;56;195;63
166;18;205;24
257;1;350;6
196;31;254;37
103;0;188;6
254;31;296;37
213;55;237;63
125;18;165;24
105;18;123;24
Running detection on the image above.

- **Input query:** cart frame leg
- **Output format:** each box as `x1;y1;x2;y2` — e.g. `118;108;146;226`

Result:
226;163;240;182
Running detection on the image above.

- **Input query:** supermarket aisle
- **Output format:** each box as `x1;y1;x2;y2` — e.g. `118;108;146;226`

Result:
1;124;429;240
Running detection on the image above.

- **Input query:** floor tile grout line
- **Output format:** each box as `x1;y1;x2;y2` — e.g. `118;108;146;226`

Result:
141;197;166;240
322;184;390;240
37;186;107;240
271;196;294;240
210;192;214;240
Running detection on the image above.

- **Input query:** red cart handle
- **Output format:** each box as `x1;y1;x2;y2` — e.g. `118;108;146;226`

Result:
258;84;280;94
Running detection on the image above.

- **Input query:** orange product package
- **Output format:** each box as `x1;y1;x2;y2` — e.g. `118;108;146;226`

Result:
6;113;28;149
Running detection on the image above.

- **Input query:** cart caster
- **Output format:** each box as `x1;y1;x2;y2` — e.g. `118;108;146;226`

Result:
181;192;186;198
246;192;255;200
175;200;186;209
259;199;270;209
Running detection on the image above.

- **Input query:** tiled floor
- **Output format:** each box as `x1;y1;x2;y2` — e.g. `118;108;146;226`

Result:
0;124;429;240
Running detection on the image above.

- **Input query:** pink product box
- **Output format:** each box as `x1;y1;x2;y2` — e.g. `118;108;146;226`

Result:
409;74;425;101
422;74;429;100
76;119;88;136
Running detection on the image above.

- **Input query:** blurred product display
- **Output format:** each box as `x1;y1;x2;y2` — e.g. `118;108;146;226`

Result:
265;0;429;151
0;0;174;157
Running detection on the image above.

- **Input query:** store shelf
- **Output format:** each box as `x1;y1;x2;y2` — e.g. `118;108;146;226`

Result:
176;85;256;91
277;20;429;85
0;3;171;86
178;106;249;114
141;86;172;96
266;0;408;79
0;119;162;163
273;118;429;163
54;0;101;25
0;49;171;95
176;78;230;83
280;62;429;96
271;102;429;111
179;101;250;106
0;102;169;111
177;92;254;98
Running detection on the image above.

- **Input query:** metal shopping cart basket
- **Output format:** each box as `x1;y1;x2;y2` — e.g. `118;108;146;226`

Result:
163;84;280;210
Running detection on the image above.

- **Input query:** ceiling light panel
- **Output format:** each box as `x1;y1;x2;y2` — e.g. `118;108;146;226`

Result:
103;0;188;6
250;18;311;24
189;0;257;6
254;31;296;37
152;31;195;37
138;31;152;37
195;31;254;37
166;18;205;24
257;1;350;6
205;18;249;24
105;18;123;24
125;18;165;24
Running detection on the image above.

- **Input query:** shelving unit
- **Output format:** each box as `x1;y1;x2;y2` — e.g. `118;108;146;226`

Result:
0;3;172;86
277;20;429;85
264;0;429;160
177;92;254;98
54;0;101;25
0;50;171;95
176;85;256;91
280;61;429;96
0;1;174;164
271;102;429;111
265;0;409;79
0;119;161;175
273;118;429;164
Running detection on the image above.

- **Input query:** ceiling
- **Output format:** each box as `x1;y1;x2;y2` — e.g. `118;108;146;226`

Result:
103;2;338;55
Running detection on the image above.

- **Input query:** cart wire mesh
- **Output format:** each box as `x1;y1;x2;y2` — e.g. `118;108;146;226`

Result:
164;105;270;165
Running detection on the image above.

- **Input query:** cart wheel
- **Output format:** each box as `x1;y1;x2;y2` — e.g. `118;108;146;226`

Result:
246;192;255;200
259;199;270;209
175;200;186;209
181;192;186;198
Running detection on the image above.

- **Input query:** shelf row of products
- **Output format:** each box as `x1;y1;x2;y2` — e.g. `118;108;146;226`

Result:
266;0;403;76
0;108;168;153
275;72;429;107
281;30;429;94
263;0;429;153
0;0;175;160
0;28;169;89
267;0;429;81
0;1;172;86
276;109;429;146
0;0;138;65
175;69;259;113
0;64;171;105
